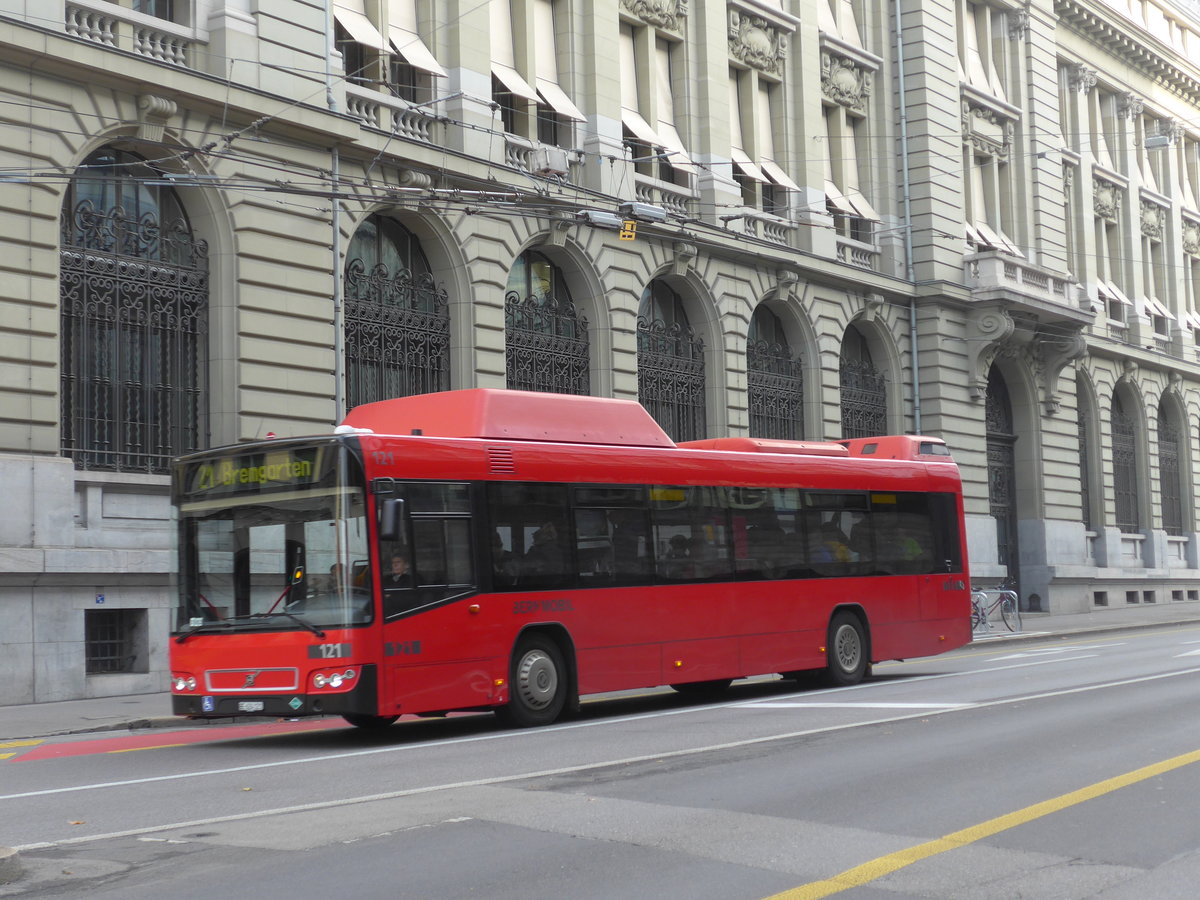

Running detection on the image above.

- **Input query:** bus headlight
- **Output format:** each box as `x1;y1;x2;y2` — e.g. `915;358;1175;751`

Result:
172;674;198;692
311;667;359;691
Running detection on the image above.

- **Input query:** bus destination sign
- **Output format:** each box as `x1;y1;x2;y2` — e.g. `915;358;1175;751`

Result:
182;447;328;498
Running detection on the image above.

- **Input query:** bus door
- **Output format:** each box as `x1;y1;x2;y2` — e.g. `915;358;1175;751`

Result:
375;481;486;715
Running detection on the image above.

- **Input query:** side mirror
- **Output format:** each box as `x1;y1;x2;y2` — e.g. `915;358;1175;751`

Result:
379;498;406;541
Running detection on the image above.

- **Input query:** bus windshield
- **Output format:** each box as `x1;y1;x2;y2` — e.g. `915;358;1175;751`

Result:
173;441;372;633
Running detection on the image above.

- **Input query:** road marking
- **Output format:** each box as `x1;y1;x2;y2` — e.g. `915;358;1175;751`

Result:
764;746;1200;899
11;665;1200;853
1176;649;1200;657
987;646;1110;660
0;739;44;761
741;702;972;710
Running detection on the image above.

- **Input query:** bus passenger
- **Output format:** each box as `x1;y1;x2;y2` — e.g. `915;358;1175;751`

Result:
384;553;410;588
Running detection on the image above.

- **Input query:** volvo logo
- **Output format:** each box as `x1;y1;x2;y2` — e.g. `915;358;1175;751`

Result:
243;671;259;688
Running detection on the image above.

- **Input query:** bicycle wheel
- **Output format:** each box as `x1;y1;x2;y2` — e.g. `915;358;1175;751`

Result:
970;595;986;630
1000;595;1020;631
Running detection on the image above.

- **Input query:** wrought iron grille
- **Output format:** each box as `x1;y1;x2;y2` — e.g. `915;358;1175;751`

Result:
85;608;139;674
1112;403;1140;533
1158;414;1183;536
60;201;208;473
839;357;886;439
344;260;449;407
637;315;705;442
504;291;590;395
747;340;804;440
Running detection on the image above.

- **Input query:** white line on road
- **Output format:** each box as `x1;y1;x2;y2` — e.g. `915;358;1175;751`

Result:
10;664;1200;854
740;702;973;709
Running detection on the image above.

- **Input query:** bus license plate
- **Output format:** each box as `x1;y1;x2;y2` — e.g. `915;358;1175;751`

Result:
238;701;265;712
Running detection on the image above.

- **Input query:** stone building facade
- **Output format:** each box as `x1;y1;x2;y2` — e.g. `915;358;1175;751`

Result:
1;0;1199;703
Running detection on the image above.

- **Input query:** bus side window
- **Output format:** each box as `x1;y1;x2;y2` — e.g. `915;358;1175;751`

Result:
487;483;573;590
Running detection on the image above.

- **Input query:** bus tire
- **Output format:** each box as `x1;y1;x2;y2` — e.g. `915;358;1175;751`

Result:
825;611;868;686
670;679;732;696
342;713;399;729
498;634;567;728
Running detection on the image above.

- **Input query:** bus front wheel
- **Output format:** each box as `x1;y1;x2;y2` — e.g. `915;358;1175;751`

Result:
498;634;567;728
825;611;868;686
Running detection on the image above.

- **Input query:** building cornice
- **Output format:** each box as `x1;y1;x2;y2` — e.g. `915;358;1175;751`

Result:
1054;0;1200;104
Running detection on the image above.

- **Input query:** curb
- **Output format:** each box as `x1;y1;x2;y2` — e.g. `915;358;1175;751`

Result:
0;846;21;885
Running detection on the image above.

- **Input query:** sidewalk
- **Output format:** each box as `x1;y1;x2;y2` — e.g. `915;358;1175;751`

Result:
4;600;1200;743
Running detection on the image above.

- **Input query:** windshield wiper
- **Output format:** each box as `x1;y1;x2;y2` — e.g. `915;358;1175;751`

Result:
175;611;325;643
251;611;326;638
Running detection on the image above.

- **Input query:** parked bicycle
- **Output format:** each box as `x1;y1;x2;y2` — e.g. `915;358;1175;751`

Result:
971;583;1020;632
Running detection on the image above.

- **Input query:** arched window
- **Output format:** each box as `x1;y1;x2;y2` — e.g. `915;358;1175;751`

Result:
839;325;886;438
1158;403;1183;536
344;215;449;407
747;306;803;440
637;280;705;441
504;250;589;395
60;148;208;473
1111;392;1140;533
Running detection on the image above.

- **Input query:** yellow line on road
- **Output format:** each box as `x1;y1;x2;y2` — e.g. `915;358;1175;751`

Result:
107;744;188;754
0;739;44;748
766;747;1200;899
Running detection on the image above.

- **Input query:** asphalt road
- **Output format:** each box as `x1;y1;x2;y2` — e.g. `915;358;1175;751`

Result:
5;624;1200;899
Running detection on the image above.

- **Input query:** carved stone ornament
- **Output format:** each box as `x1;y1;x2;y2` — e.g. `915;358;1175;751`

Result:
965;306;1086;414
729;13;787;77
1140;200;1165;241
1183;218;1200;258
962;100;1013;159
672;240;697;276
821;52;872;113
137;94;177;142
620;0;686;31
1117;93;1144;119
1092;177;1122;223
395;168;432;189
1068;63;1098;94
1007;9;1031;39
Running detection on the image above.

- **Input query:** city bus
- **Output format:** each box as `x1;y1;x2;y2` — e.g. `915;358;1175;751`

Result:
170;389;971;728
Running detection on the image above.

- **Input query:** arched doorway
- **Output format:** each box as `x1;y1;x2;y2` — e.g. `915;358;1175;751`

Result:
985;368;1020;595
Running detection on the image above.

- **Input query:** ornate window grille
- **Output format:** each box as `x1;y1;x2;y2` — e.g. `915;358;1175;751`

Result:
637;281;705;442
839;327;886;439
747;307;803;440
1158;408;1183;536
504;251;589;395
59;149;208;474
344;216;449;407
1111;395;1140;533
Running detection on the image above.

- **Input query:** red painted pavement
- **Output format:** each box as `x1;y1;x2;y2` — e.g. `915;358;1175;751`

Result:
14;718;345;761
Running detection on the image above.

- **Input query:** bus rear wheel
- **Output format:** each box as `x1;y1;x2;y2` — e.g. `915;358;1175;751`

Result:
825;611;868;686
498;634;567;728
342;713;399;729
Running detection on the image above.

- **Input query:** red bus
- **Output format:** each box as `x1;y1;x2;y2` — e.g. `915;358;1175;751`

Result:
170;389;971;728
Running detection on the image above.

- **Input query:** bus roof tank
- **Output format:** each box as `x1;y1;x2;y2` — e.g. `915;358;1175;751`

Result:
340;388;676;448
